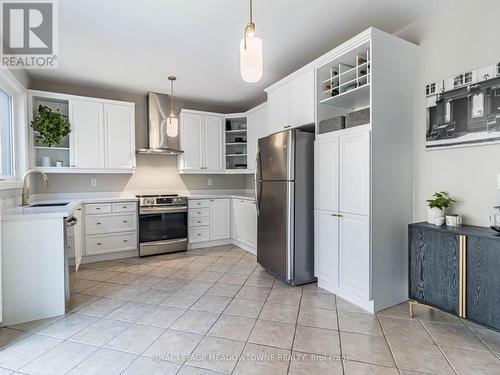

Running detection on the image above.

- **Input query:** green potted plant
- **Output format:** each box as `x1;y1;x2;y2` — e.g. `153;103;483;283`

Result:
426;192;456;224
31;105;71;147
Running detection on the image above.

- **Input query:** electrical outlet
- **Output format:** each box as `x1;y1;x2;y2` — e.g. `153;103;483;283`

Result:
208;178;213;186
91;178;97;187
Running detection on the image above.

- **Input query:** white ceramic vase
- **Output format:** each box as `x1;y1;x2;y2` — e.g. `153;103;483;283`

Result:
427;206;445;224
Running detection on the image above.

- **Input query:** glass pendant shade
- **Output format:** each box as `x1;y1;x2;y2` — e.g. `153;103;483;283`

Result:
240;35;263;83
166;116;178;137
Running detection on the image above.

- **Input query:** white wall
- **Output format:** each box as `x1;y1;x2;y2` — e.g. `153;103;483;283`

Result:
396;0;500;226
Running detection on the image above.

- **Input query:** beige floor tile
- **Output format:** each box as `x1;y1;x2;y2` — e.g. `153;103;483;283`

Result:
441;346;500;375
340;331;395;367
244;275;276;288
8;316;64;334
208;315;256;341
129;275;165;288
67;347;136;375
343;361;399;375
0;328;29;350
378;302;461;324
136;306;186;328
336;296;372;314
71;279;100;293
190;295;232;314
106;272;139;285
170;269;202;280
235;286;270;302
194;271;224;282
206;282;242;298
68;318;130;346
301;293;335;310
132;287;172;305
224;299;264;319
298;307;338;330
259;302;299;324
0;368;13;375
81;281;123;298
85;270;122;282
378;316;432;343
248;320;295;350
178;365;225;374
171;310;220;334
152;278;186;291
228;265;255;277
181;280;215;294
293;325;340;356
389;338;454;374
144;329;204;363
422;321;488;351
160;291;204;308
205;263;233;273
338;311;384;337
0;334;62;370
127;264;161;275
122;356;181;374
76;297;125;317
219;272;249;285
472;326;500;354
233;343;290;375
65;294;99;313
104;324;164;354
107;284;150;301
150;266;178;277
302;283;332;295
289;351;343;375
105;301;152;322
267;288;302;306
187;336;245;374
37;314;97;339
19;341;96;375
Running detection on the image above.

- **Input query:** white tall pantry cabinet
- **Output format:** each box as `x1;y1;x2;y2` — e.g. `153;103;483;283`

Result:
314;28;416;313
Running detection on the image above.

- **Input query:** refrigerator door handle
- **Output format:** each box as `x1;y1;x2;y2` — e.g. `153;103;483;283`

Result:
254;147;261;216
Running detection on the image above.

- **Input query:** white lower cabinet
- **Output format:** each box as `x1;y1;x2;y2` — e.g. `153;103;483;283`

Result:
231;198;257;253
83;201;138;257
314;210;339;289
188;199;230;243
209;199;231;240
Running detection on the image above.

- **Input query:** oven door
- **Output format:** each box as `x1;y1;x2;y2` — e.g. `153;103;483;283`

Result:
139;206;188;256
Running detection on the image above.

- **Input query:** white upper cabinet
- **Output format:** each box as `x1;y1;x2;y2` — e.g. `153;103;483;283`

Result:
314;134;339;212
203;115;224;171
178;110;224;172
266;69;315;134
104;103;135;169
339;128;370;216
246;103;268;171
70;99;105;169
29;90;135;173
209;198;231;240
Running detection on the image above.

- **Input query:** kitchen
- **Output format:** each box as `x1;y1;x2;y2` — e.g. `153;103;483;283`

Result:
0;1;499;374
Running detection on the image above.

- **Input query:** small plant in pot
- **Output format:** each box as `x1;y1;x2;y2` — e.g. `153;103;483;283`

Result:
31;105;71;147
426;192;456;224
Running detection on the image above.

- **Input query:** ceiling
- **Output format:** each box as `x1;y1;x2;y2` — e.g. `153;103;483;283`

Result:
28;0;446;111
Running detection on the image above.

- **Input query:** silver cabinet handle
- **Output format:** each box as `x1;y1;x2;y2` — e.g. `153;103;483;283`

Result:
123;239;128;243
123;220;128;223
97;242;102;245
96;222;102;225
330;213;343;217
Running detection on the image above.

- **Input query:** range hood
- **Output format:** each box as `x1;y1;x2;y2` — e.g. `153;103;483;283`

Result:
137;92;183;155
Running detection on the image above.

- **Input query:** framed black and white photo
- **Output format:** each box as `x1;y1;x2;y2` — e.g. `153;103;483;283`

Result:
426;61;500;150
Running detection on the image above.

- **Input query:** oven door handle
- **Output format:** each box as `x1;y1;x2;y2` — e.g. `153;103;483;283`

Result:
139;206;188;214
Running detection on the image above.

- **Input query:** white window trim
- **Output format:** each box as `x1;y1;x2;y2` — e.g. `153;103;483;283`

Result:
0;70;27;190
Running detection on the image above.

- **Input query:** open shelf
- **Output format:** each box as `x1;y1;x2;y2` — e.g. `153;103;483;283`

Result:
320;83;370;109
226;129;246;134
225;116;248;170
226;142;247;146
34;146;70;150
226;153;247;157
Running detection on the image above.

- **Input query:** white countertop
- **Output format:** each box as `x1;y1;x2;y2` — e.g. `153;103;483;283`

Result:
2;199;82;221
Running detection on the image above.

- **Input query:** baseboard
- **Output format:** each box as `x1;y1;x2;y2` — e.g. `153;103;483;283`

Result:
318;278;375;314
188;239;232;250
231;239;256;255
69;249;138;265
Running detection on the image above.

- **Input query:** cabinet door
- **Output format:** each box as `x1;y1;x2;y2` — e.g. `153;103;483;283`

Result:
339;129;370;215
246;104;268;171
289;69;315;127
73;207;83;271
409;227;459;315
203;115;224;170
104;103;135;169
268;84;289;134
180;113;203;170
70;99;104;168
314;210;339;288
339;213;370;299
243;200;257;250
314;135;339;211
209;198;231;240
466;236;500;330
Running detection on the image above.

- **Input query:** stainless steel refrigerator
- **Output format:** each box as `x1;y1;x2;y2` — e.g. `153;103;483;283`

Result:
255;127;315;285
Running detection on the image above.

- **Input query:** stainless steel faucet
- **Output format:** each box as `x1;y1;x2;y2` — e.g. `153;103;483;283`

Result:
21;169;49;206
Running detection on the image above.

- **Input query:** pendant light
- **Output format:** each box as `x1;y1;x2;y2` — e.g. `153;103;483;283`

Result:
167;76;178;137
240;0;263;82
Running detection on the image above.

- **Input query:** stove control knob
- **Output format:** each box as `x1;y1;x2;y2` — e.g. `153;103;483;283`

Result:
145;198;155;206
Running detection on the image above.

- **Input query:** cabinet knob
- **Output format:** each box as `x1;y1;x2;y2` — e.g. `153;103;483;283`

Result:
96;208;101;210
123;240;128;243
123;220;128;223
122;206;127;209
97;242;102;245
96;222;102;225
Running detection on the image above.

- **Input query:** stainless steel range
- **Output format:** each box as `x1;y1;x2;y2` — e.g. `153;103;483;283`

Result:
137;194;188;256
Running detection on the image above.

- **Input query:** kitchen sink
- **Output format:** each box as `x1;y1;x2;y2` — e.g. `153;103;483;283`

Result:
28;202;70;207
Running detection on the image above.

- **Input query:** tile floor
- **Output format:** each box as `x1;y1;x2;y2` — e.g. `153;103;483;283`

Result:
0;245;499;374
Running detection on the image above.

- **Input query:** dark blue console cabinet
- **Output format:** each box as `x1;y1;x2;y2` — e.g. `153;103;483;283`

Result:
409;222;500;331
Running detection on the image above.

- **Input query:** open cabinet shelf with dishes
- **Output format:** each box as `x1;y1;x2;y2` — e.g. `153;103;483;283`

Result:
225;114;248;170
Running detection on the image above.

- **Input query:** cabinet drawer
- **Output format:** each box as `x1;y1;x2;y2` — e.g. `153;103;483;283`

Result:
112;202;137;213
189;227;210;243
86;232;137;255
189;217;210;227
189;208;210;218
85;213;137;235
85;203;111;215
188;200;209;209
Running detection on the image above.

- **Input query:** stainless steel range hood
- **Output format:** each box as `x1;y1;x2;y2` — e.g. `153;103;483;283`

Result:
137;92;183;155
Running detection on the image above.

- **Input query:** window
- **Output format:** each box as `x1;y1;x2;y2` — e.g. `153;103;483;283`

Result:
464;72;473;84
454;74;464;87
0;89;14;179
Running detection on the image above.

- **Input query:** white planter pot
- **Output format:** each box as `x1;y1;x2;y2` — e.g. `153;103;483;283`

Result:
427;207;445;224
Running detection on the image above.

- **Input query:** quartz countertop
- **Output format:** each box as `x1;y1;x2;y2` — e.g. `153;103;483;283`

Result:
2;199;82;221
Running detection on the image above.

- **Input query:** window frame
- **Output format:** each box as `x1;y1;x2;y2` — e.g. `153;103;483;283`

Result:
0;70;27;189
